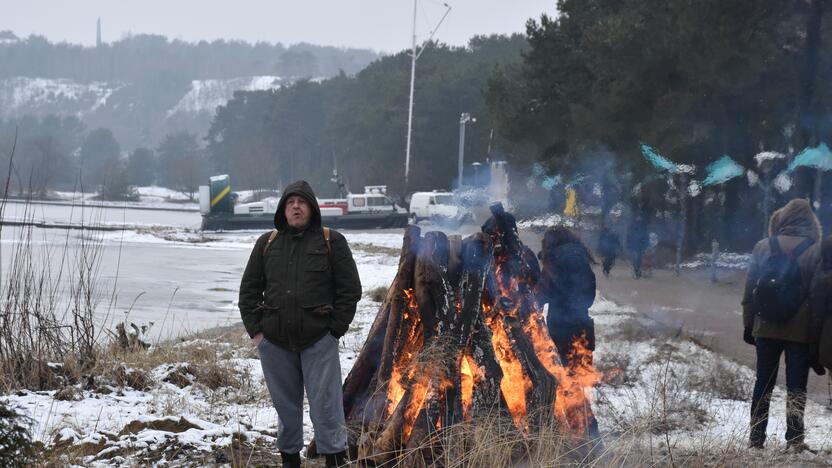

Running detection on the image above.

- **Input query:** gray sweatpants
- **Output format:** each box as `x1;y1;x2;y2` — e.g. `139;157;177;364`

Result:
258;334;346;455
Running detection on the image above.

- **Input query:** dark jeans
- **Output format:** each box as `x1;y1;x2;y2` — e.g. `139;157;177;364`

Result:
749;338;809;446
602;255;616;276
630;250;644;278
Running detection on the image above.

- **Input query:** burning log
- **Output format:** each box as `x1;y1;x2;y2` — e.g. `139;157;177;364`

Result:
329;204;600;464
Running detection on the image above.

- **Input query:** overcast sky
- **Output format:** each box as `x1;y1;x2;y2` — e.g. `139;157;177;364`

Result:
4;0;556;53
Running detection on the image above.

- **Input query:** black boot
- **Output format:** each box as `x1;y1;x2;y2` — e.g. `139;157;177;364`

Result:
280;451;301;468
324;450;348;467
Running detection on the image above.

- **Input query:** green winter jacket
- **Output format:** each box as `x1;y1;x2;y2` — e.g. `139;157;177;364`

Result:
238;180;362;350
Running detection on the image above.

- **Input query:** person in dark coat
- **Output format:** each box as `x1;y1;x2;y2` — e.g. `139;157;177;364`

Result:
239;180;362;468
626;214;649;278
597;224;621;278
741;199;822;452
537;225;599;441
809;236;832;376
537;226;597;365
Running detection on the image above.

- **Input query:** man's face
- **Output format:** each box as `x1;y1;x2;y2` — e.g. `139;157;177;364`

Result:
285;195;312;229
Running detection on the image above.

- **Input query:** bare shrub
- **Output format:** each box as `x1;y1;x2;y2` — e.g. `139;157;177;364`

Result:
112;364;151;391
0;137;110;392
367;286;388;303
194;360;242;391
689;359;752;402
595;350;635;386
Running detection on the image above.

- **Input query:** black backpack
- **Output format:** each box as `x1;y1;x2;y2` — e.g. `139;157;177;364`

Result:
752;236;813;322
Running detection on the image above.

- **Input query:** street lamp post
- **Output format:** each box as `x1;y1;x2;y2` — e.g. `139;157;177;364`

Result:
458;112;475;189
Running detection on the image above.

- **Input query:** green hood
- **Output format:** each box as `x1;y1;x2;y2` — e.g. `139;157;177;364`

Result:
274;180;322;230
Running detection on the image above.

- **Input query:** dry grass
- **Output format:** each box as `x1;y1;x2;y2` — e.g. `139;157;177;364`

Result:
0;169;105;392
366;286;388;303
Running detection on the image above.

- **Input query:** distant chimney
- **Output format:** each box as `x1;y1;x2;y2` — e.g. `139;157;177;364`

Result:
96;17;101;48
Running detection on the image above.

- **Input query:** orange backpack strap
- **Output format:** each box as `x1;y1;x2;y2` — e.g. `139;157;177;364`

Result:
323;227;332;255
262;229;279;257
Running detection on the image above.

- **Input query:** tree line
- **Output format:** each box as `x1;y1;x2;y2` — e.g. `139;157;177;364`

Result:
206;34;528;197
0;32;378;82
207;1;832;251
4;2;832;254
0;115;207;200
486;0;832;250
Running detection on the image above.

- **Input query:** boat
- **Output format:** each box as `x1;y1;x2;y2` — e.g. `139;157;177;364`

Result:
199;175;409;231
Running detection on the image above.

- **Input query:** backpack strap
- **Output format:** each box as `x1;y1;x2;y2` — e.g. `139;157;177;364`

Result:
262;229;279;257
323;227;334;272
323;227;332;255
769;236;782;256
791;237;815;260
262;227;332;261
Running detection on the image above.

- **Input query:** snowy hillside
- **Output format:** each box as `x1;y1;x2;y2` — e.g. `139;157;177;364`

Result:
167;76;284;116
0;75;286;120
0;77;121;118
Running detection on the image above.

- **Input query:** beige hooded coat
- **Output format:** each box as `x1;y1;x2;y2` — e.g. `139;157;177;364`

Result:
741;199;823;343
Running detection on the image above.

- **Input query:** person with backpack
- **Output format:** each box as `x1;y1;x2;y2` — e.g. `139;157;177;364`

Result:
239;180;362;468
809;236;832;375
741;199;822;452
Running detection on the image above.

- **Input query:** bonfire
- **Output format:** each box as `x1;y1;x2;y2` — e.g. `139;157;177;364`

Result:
314;203;601;464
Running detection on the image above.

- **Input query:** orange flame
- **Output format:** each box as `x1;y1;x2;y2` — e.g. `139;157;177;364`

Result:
387;289;424;416
401;374;431;441
553;333;601;434
484;304;531;431
460;353;481;420
492;238;602;436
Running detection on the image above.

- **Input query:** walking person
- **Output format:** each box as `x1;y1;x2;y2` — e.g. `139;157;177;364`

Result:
626;214;649;279
741;199;822;452
537;226;601;441
597;223;621;278
239;180;362;468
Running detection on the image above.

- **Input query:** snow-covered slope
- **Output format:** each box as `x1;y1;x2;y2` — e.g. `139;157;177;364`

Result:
0;75;286;120
0;77;122;118
167;76;284;116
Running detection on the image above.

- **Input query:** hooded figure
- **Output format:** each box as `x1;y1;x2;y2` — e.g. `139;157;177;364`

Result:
537;226;597;362
537;225;600;441
741;198;822;452
239;180;361;468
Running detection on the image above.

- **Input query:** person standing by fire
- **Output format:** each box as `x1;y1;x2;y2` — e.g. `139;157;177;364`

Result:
537;226;597;365
741;199;821;452
239;180;362;468
537;225;600;439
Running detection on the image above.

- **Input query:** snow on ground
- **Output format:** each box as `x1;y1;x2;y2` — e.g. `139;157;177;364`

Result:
97;228;405;257
678;251;751;270
4;231;829;465
516;212;597;232
1;236;400;465
52;186;199;211
591;294;832;460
